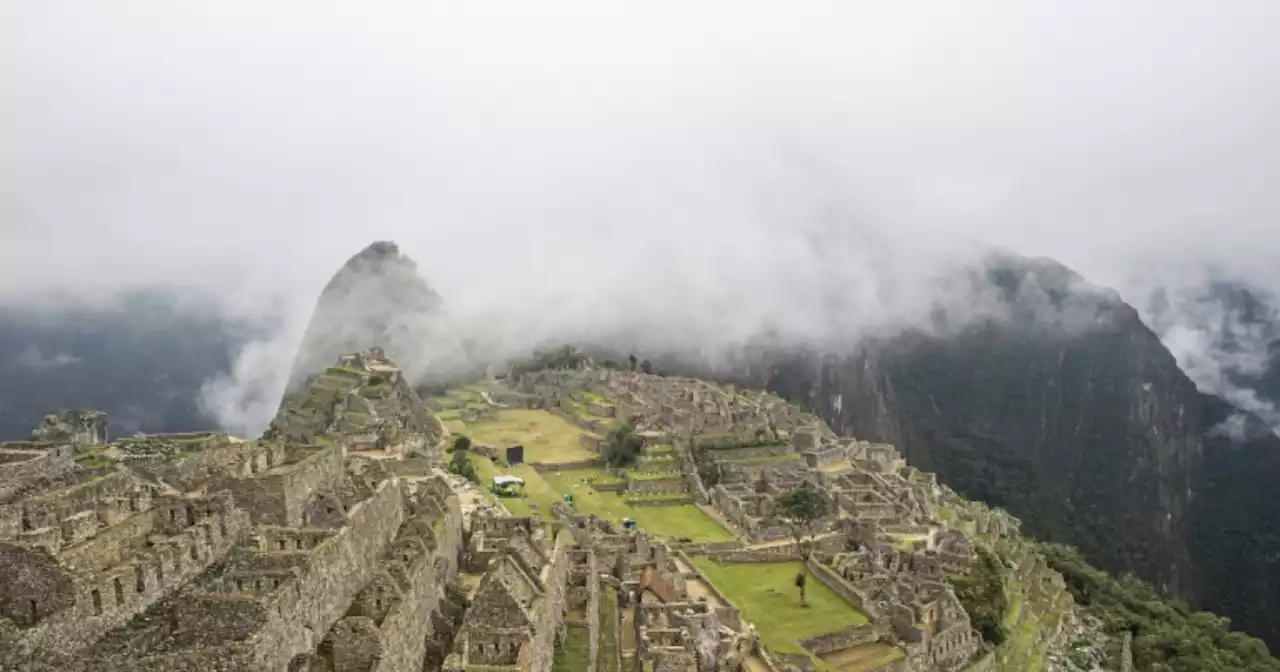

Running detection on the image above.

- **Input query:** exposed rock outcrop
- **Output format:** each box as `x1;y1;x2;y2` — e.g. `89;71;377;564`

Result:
30;410;107;445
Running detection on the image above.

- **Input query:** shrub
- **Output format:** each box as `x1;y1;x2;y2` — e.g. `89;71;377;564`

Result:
447;447;478;483
603;423;644;468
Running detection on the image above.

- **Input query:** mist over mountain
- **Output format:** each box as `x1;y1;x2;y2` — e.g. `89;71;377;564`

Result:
284;240;444;393
726;258;1280;649
1144;279;1280;437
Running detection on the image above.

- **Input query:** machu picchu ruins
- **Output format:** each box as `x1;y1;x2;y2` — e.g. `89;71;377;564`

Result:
1;341;1117;672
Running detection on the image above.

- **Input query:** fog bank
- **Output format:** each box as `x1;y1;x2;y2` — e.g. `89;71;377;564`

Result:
8;1;1280;435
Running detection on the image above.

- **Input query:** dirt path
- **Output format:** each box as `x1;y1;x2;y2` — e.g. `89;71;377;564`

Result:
745;530;843;550
480;391;508;408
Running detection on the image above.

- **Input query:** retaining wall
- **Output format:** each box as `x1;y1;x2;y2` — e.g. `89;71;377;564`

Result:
798;625;878;656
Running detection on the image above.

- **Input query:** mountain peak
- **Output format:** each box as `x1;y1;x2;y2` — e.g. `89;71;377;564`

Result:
283;242;443;394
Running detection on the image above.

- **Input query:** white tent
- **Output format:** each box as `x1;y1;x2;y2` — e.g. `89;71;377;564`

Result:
492;475;525;487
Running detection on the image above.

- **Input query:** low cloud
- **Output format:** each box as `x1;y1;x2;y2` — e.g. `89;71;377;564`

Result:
13;346;81;370
1145;279;1280;437
8;2;1280;435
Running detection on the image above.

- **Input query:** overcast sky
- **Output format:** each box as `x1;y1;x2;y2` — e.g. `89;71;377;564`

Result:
7;1;1280;430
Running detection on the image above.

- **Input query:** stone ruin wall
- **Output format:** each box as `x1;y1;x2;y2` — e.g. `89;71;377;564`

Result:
86;476;410;672
797;624;879;656
1;491;251;666
369;490;464;672
0;447;74;502
217;444;344;529
515;530;572;672
248;477;407;671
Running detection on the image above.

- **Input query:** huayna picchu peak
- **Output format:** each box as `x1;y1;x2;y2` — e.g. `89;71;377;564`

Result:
285;241;444;396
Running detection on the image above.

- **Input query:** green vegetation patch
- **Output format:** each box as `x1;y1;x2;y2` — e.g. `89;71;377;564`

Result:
464;409;597;463
599;586;620;672
690;558;868;668
463;453;558;519
540;469;733;542
552;626;591;672
946;546;1008;645
1039;543;1280;672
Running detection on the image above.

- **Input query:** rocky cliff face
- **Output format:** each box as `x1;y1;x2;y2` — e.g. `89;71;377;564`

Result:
735;259;1280;649
284;241;444;395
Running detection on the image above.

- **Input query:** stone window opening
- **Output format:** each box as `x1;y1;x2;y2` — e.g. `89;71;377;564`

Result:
186;506;196;526
92;589;103;615
28;600;38;623
219;519;228;537
189;544;198;561
129;496;138;513
297;539;305;550
278;540;287;551
169;508;176;523
21;510;32;532
114;577;125;606
236;579;245;591
135;566;146;593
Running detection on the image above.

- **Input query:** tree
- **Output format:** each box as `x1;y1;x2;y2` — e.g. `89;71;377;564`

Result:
946;547;1008;645
640;359;653;375
447;445;478;483
777;484;829;555
452;435;472;453
603;422;645;468
776;484;829;605
628;354;638;371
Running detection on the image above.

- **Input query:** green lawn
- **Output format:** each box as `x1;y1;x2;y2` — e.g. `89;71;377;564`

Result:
464;453;566;519
462;457;733;542
540;469;734;542
552;625;591;672
463;409;598;463
691;558;869;667
599;586;619;672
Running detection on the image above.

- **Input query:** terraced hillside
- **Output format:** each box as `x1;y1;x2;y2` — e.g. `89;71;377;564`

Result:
425;361;1278;672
